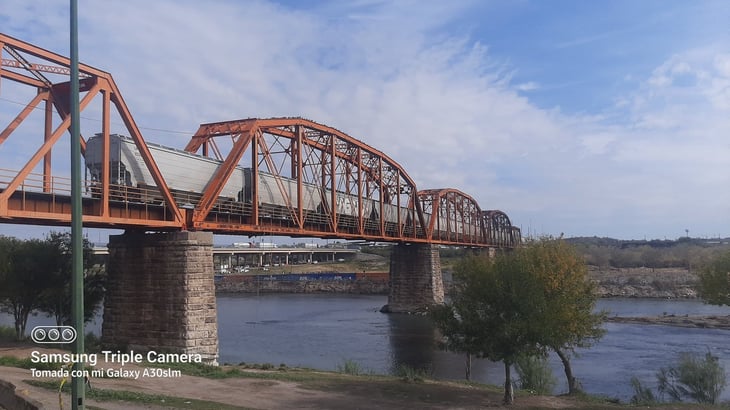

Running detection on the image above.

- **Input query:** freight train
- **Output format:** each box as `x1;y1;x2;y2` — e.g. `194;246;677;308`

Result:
84;134;488;240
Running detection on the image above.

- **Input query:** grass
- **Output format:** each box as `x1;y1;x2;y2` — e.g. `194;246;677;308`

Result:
0;355;62;371
393;363;429;383
25;379;251;410
336;359;365;375
0;325;18;342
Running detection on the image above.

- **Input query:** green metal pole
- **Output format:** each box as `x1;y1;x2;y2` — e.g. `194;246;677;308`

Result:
70;0;85;408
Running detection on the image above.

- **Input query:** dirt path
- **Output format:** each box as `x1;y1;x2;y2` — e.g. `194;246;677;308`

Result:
0;346;592;410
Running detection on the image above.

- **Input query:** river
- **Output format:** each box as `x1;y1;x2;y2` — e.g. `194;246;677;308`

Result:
216;295;730;402
3;295;730;402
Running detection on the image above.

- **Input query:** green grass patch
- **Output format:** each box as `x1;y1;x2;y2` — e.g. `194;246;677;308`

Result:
0;355;61;371
24;379;250;410
0;325;18;342
336;359;365;375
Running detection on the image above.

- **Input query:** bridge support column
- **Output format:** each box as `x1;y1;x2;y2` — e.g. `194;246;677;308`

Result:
383;243;444;313
102;231;219;364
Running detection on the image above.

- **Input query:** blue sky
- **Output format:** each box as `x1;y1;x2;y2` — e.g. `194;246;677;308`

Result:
1;0;729;242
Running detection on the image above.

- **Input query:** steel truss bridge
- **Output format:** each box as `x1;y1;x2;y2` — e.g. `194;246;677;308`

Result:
0;33;520;248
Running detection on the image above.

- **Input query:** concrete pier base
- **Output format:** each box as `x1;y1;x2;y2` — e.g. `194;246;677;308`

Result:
101;231;219;364
383;243;444;313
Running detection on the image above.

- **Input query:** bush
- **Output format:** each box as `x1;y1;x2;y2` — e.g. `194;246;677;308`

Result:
394;364;428;383
336;359;364;375
514;354;556;395
629;376;657;405
0;325;17;342
657;351;726;404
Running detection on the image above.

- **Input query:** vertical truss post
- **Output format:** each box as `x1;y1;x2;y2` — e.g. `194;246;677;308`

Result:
295;125;303;229
330;134;337;232
101;89;111;217
43;94;53;192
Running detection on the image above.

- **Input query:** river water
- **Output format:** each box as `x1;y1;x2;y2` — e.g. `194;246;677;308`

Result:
4;295;730;402
216;294;730;402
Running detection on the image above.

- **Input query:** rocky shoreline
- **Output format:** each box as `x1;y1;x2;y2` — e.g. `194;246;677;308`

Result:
215;276;388;294
214;267;702;299
589;267;699;299
607;314;730;330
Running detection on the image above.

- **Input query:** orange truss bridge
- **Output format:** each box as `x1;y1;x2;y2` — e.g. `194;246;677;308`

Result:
0;33;520;248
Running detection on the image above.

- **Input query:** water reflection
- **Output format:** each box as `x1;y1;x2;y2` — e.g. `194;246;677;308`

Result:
386;314;437;373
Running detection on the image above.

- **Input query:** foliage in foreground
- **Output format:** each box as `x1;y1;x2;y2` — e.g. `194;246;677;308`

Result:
629;376;657;405
657;351;727;404
630;351;727;405
337;359;365;375
515;354;556;395
431;238;605;404
393;363;428;383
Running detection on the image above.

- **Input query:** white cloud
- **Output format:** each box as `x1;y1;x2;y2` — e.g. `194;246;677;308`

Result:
515;81;540;92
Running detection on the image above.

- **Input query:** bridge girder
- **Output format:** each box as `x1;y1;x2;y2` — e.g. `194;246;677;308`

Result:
184;118;428;241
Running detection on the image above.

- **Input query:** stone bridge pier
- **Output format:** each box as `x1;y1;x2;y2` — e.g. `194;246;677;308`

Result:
383;243;444;313
101;231;219;364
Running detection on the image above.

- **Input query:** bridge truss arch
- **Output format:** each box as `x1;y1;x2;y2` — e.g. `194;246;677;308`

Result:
483;210;521;248
417;188;483;245
183;118;427;240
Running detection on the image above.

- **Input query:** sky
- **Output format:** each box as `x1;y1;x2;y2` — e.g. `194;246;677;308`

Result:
1;0;729;242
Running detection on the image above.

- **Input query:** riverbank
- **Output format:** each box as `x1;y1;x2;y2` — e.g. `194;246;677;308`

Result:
607;314;730;330
0;345;719;409
589;267;697;298
215;272;389;294
215;266;701;299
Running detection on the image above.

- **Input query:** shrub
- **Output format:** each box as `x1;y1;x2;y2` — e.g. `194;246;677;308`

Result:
629;376;657;405
0;325;17;342
515;354;556;395
657;351;726;404
394;364;428;383
336;359;363;375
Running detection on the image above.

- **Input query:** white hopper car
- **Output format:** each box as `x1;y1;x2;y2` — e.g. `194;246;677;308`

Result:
84;134;421;230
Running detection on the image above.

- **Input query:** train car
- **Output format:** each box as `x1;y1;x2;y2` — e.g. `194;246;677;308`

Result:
85;134;245;202
84;134;412;232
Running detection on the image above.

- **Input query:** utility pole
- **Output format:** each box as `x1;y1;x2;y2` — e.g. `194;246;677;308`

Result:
70;0;86;408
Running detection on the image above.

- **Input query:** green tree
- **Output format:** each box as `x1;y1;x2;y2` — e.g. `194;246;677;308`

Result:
38;231;105;325
431;238;605;402
432;253;546;404
0;237;58;339
697;250;730;306
522;239;606;395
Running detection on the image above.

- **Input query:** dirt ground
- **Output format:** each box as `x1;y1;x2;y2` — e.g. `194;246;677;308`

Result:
0;345;601;410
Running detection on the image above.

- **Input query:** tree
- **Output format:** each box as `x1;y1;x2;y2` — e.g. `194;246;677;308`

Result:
522;239;606;395
38;231;105;325
697;250;730;306
0;237;59;339
430;256;492;380
431;238;606;403
431;253;546;404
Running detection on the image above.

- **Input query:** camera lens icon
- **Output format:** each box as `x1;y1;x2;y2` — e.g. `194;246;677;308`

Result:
31;326;77;344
